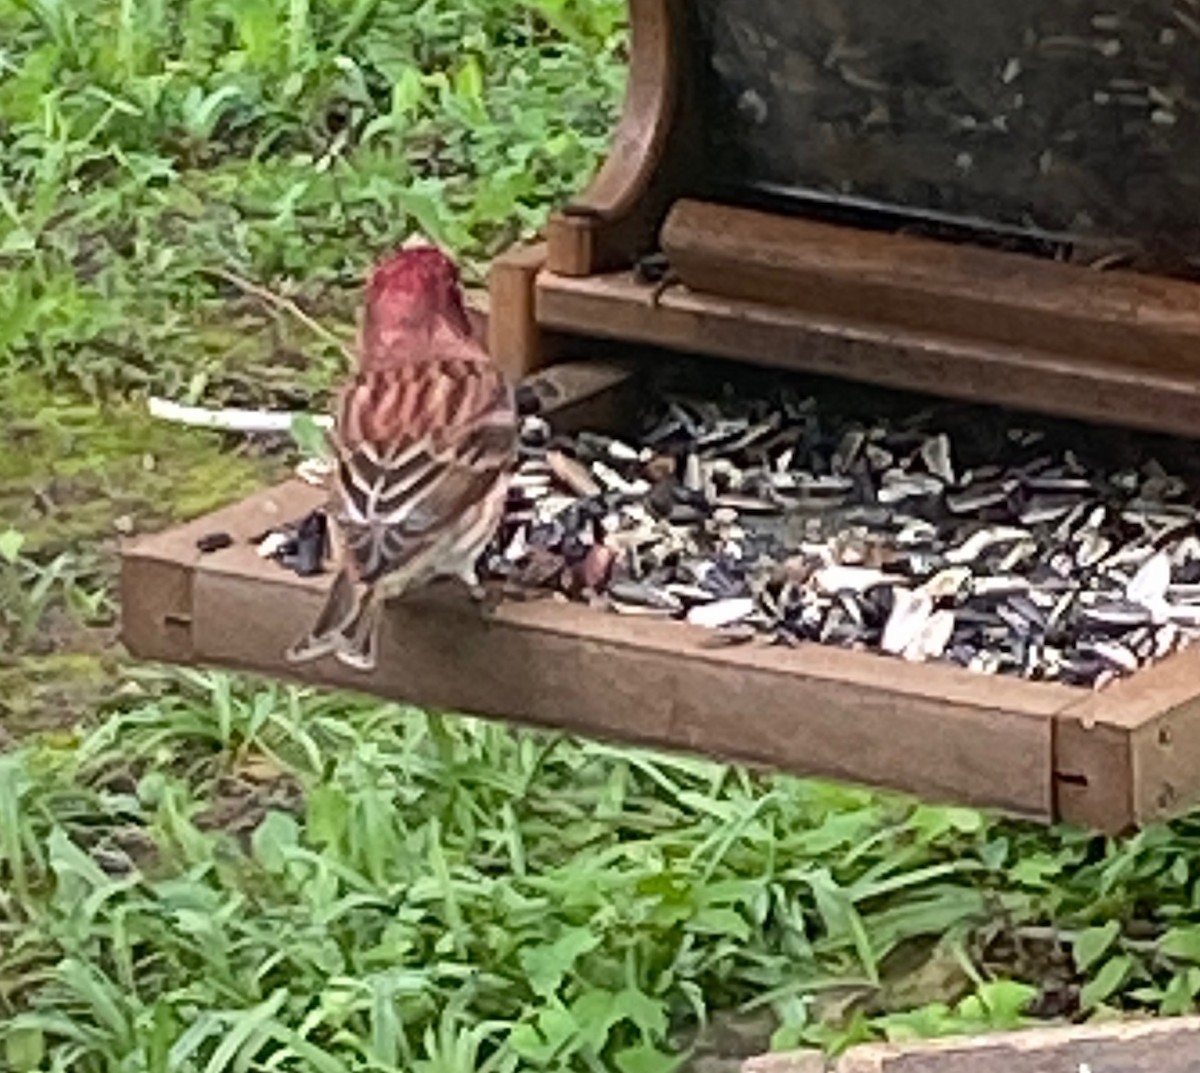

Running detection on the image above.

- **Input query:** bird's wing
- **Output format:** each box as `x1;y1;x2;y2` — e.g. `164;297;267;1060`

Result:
329;360;517;585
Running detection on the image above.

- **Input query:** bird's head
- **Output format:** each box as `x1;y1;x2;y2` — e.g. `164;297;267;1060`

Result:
359;241;474;368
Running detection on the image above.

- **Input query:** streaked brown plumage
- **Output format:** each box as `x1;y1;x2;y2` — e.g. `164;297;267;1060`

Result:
286;244;518;671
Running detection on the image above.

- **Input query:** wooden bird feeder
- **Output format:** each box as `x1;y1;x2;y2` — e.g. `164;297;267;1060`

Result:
122;0;1200;834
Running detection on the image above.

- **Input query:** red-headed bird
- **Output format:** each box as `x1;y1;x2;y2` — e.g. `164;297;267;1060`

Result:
286;244;518;671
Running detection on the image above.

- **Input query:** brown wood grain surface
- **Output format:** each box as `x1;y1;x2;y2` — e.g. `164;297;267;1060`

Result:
536;269;1200;440
1057;646;1200;827
486;243;554;382
661;199;1200;380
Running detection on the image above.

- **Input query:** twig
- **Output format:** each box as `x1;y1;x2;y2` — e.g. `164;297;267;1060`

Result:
147;396;332;434
202;265;355;363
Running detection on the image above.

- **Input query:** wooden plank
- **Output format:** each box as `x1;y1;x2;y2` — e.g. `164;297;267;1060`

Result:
742;1053;826;1073
813;1016;1200;1073
1132;679;1200;826
121;476;1077;819
535;269;1200;440
660;199;1200;380
1059;646;1200;828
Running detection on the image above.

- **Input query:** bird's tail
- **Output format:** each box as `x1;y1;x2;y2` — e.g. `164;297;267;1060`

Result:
286;569;382;672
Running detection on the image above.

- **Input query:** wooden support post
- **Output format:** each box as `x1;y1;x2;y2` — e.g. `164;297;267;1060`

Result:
487;242;554;382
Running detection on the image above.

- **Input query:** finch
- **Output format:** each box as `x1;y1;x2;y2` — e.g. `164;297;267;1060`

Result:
286;243;519;672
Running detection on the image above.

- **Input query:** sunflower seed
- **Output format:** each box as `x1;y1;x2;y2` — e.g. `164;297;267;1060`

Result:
881;589;934;655
945;527;1030;565
687;597;756;629
947;484;1011;513
1126;550;1172;606
608;581;682;615
905;609;956;662
918;567;972;599
920;433;955;484
546;450;601;498
813;565;898;594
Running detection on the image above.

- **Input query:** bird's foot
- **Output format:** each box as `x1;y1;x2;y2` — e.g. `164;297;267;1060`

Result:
650;269;681;308
294;457;334;487
461;573;503;618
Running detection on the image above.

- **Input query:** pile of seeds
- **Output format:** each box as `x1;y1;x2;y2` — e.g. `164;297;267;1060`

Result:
481;376;1200;689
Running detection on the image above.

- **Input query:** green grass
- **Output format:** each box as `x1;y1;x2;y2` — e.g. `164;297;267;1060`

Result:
5;0;1200;1070
9;675;1200;1072
0;0;624;401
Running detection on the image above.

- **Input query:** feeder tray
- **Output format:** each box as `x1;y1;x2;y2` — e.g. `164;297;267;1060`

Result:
122;0;1200;833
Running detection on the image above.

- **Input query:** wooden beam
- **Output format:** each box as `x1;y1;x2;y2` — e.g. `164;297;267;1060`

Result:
535;269;1200;440
463;286;489;344
660;199;1200;384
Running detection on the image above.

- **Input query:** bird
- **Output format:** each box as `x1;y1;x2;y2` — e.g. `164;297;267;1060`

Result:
286;242;519;672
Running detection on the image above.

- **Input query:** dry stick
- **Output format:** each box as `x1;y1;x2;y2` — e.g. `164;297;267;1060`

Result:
202;264;355;364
